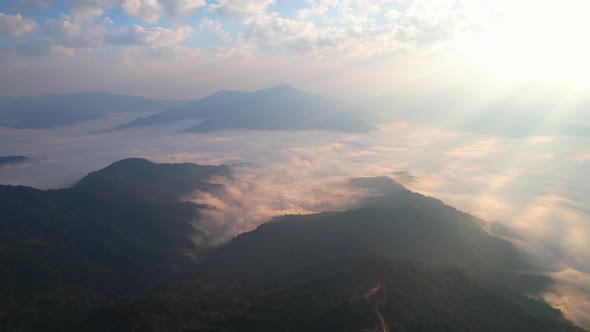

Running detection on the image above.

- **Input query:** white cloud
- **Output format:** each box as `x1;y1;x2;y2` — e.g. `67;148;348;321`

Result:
0;12;38;37
69;6;105;24
121;0;162;23
120;0;207;22
384;9;399;21
44;14;105;48
106;25;193;47
165;0;207;17
209;0;275;24
199;17;222;32
296;5;328;20
199;17;233;42
228;0;480;59
245;17;319;53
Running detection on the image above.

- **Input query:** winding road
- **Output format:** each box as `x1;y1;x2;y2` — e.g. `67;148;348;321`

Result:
366;283;390;332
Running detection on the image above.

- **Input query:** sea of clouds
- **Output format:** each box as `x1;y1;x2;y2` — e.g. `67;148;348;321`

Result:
1;113;589;326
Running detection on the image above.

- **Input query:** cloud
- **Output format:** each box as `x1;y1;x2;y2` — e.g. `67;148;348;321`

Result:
44;14;105;48
244;17;320;53
444;138;504;158
544;268;590;327
106;25;193;47
121;0;207;22
121;0;162;23
186;164;365;246
198;18;232;42
209;0;275;24
165;0;207;17
198;17;222;32
230;0;482;58
296;5;328;20
0;12;38;37
69;6;105;24
0;0;551;97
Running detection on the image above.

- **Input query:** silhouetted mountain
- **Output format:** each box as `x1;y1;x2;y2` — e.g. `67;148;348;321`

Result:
73;158;231;203
116;84;374;133
0;158;229;331
2;169;585;331
206;183;546;293
0;92;186;129
0;155;27;166
349;176;407;196
80;177;582;331
83;257;583;332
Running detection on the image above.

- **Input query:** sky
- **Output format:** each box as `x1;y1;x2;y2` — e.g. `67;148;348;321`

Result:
1;0;590;99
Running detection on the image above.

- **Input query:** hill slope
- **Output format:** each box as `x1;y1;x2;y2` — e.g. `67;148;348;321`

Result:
79;177;583;331
1;170;585;331
82;257;583;332
0;158;229;331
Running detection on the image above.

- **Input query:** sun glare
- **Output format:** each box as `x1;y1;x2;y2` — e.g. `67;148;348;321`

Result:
458;0;590;85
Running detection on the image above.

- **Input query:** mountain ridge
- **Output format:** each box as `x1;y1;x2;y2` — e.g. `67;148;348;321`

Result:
0;163;585;331
0;92;187;129
115;83;375;133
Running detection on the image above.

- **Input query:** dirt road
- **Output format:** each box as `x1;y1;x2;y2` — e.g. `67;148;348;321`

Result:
366;284;390;332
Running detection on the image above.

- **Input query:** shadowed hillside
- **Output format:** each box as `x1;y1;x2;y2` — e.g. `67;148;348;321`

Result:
0;158;229;331
1;169;585;331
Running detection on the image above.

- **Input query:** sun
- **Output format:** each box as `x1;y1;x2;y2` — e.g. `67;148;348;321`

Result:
455;0;590;86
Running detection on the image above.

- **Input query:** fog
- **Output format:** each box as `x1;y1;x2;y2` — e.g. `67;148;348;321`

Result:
0;114;589;326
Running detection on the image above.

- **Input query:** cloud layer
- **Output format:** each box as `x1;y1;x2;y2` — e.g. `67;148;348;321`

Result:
0;113;588;325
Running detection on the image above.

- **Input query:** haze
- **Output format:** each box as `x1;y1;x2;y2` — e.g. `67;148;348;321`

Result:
1;0;589;330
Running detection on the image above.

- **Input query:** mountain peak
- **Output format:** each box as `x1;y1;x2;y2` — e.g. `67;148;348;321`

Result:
255;82;300;94
210;89;241;97
107;157;153;169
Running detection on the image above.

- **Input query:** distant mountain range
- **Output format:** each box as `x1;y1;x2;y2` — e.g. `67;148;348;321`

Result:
3;85;588;136
116;83;374;133
1;158;585;331
0;155;27;166
0;92;185;129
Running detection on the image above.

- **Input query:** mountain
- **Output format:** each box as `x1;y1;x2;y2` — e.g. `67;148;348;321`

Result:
79;178;583;331
116;83;375;133
83;257;583;332
0;158;229;331
0;92;187;129
0;155;27;166
205;179;547;293
73;158;231;203
2;167;585;331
